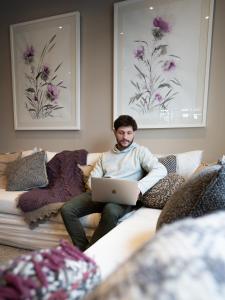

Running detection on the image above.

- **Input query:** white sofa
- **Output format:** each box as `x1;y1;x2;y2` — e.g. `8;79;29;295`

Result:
0;149;203;280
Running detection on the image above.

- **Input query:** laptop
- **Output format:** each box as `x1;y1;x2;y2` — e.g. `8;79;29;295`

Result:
91;177;139;206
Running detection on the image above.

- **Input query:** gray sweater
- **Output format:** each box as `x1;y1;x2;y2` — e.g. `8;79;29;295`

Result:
88;143;167;194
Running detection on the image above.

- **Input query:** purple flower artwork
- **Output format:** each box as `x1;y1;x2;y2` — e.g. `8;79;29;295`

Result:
23;35;66;119
130;16;181;114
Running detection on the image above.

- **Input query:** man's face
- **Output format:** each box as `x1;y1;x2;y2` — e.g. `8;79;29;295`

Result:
114;126;135;150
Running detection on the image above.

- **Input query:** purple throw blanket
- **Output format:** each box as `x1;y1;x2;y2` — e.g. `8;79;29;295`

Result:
17;150;88;217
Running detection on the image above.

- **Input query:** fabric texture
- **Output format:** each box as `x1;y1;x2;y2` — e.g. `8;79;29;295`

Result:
175;150;203;179
0;152;21;189
0;239;100;300
191;164;225;217
87;143;167;194
156;164;221;230
140;173;185;209
158;155;176;174
6;151;48;191
17;150;88;224
85;211;225;300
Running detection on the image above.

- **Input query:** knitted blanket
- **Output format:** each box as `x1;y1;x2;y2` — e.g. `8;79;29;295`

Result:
17;149;88;224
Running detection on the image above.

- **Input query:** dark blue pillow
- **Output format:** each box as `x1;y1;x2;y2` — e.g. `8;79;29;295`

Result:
191;165;225;217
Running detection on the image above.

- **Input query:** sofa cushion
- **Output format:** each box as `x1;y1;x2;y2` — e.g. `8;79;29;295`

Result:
140;173;185;209
0;152;21;189
6;151;48;191
158;155;176;173
85;211;225;300
191;164;225;217
156;164;221;230
0;239;100;299
175;150;203;179
21;147;40;158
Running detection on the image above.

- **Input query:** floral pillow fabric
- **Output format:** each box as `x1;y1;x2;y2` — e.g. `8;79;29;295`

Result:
0;240;100;300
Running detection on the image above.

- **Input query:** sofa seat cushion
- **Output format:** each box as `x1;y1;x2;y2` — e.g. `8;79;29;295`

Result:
0;189;25;215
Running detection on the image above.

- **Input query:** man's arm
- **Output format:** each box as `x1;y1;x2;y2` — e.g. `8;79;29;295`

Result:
138;147;167;195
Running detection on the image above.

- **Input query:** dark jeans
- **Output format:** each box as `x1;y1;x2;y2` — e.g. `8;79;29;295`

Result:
61;192;133;251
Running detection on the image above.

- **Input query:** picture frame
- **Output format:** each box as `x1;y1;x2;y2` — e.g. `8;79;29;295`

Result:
114;0;214;128
10;11;80;130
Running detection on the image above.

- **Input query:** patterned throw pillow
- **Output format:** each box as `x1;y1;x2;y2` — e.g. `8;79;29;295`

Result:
0;240;100;300
156;164;221;230
0;152;21;189
85;211;225;300
158;155;176;174
6;150;48;191
191;164;225;217
140;174;185;209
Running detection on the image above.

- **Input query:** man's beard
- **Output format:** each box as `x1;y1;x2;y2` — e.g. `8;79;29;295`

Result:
116;138;134;150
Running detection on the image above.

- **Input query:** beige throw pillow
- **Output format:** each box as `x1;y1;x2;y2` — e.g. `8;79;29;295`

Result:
0;152;21;189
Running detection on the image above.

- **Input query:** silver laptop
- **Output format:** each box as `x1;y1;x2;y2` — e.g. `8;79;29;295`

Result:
91;177;139;206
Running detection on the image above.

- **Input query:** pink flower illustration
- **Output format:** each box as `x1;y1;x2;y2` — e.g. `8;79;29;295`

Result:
23;46;35;64
23;35;66;119
134;46;145;60
130;16;181;113
46;84;60;101
163;60;176;72
153;17;170;33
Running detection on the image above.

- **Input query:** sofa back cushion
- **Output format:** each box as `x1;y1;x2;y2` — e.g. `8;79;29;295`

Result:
0;152;21;189
79;150;202;181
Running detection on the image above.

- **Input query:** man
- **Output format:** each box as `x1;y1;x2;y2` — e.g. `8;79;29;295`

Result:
61;115;167;251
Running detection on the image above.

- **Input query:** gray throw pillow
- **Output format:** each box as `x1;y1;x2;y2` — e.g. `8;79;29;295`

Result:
158;155;176;174
156;164;221;230
191;165;225;217
141;173;185;209
6;151;48;191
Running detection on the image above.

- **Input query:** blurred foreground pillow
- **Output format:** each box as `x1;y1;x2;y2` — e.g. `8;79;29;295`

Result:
85;211;225;300
0;240;100;300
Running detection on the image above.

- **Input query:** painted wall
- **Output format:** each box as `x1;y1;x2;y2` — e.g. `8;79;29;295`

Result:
0;0;224;162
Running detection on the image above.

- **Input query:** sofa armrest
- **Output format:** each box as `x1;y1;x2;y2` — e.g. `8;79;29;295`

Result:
85;207;161;280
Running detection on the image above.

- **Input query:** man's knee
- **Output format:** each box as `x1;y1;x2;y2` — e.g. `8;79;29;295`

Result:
101;203;121;221
61;202;71;219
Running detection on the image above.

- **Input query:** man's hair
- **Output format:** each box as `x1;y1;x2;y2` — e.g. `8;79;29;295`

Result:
114;115;138;131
